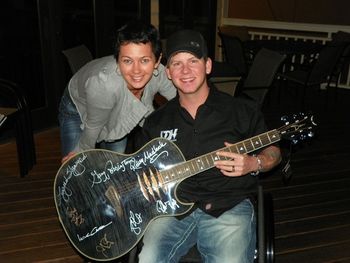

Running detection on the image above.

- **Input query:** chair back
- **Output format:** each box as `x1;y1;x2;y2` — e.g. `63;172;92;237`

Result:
240;48;286;105
0;78;36;176
0;79;26;110
332;31;350;43
218;32;247;76
329;31;350;84
308;41;346;84
62;45;93;74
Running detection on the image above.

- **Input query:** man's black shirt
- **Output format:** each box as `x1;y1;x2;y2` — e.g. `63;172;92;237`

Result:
137;87;268;216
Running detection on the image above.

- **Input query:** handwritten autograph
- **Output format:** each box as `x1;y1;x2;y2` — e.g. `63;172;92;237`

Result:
90;141;169;187
156;198;179;213
129;211;142;235
57;153;87;204
96;233;115;258
66;207;85;226
77;221;112;242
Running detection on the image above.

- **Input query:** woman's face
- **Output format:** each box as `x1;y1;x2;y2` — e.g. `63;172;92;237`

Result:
117;42;160;93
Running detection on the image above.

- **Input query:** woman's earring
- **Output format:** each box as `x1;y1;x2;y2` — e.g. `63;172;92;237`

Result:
116;67;122;76
153;68;159;77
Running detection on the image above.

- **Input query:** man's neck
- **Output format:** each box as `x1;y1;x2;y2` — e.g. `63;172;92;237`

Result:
179;85;210;119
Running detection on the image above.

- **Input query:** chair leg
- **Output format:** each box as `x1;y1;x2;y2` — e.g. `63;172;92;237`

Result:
128;246;138;263
264;192;275;263
22;108;36;168
257;185;266;263
257;186;275;263
14;117;29;177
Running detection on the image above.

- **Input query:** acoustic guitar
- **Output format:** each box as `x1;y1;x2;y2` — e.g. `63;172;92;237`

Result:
54;113;316;261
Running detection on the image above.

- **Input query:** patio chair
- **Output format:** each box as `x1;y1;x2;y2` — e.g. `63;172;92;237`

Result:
0;78;36;177
62;44;93;74
326;31;350;102
217;31;249;77
236;48;286;107
278;39;347;109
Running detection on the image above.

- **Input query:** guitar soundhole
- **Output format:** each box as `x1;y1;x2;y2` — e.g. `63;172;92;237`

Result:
105;186;123;218
137;166;167;202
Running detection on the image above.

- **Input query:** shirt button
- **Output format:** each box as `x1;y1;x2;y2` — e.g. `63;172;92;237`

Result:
205;203;212;210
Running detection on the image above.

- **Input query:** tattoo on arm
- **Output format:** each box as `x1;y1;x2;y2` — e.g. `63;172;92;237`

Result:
262;147;282;170
267;149;281;161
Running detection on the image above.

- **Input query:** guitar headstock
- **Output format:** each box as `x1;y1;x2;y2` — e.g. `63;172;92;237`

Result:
278;112;317;144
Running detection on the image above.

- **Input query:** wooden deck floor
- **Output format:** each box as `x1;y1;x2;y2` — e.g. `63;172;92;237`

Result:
1;87;350;263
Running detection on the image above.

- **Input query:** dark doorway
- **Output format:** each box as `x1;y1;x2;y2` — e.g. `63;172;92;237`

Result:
0;1;47;129
159;0;217;58
0;0;150;130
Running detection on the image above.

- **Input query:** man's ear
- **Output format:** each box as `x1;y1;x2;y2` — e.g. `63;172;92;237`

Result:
205;57;212;75
165;66;172;80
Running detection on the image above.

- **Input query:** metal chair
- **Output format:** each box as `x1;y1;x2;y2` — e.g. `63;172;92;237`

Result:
217;31;249;77
236;48;287;107
0;78;36;177
210;31;247;79
62;44;93;74
278;40;347;109
326;31;350;102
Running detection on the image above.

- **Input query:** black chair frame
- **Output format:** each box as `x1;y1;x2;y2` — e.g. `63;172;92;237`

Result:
0;78;36;177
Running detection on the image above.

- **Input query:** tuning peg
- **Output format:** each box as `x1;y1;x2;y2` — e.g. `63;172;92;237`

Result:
292;138;299;145
308;131;315;138
281;115;290;124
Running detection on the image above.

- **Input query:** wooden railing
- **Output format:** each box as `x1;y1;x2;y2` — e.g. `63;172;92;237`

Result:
219;18;350;88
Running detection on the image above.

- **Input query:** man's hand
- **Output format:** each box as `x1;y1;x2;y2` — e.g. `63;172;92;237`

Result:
214;142;281;177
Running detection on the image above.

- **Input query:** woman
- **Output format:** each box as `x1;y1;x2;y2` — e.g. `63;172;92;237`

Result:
58;21;176;162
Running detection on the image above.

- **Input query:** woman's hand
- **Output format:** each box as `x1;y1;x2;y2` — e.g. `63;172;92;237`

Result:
61;151;76;164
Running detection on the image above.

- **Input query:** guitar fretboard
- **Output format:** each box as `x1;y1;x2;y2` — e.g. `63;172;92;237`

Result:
160;129;280;183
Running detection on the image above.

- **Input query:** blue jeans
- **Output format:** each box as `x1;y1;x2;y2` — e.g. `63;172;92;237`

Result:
58;88;127;156
139;199;256;263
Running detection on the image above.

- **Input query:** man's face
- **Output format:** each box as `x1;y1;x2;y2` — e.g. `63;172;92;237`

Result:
166;52;211;95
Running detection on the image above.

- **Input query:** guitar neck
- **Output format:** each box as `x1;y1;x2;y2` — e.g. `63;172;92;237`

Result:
160;129;280;183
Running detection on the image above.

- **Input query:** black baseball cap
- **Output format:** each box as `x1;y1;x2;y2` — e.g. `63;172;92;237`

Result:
165;29;208;61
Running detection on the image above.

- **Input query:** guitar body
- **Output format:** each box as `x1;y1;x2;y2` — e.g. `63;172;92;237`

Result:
54;138;192;261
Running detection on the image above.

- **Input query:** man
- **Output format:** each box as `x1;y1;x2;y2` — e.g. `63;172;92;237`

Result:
137;29;281;263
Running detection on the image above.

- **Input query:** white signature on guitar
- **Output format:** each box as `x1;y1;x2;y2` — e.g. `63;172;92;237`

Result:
89;141;169;187
129;211;143;235
77;221;112;242
156;198;180;213
90;170;111;187
57;153;87;205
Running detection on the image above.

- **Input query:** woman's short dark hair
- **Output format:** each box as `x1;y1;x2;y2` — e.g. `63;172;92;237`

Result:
114;20;162;61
